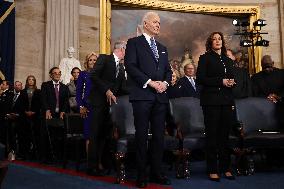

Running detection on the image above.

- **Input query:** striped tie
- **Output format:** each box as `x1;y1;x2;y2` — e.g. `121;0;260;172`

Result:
150;37;159;61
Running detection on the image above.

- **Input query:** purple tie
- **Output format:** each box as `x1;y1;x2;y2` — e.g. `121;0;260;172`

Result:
55;84;59;109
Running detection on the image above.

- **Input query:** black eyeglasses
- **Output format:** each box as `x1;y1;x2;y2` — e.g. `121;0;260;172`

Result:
52;72;61;75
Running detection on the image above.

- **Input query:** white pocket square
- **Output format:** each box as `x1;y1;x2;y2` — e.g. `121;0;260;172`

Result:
161;51;166;54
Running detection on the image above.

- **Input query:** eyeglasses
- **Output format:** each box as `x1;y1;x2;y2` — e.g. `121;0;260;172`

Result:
52;72;61;75
89;59;96;61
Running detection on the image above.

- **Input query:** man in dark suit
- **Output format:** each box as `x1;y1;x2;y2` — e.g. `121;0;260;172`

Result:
251;55;284;101
3;81;26;159
177;63;200;98
0;80;12;152
40;67;69;161
124;12;172;188
87;41;126;175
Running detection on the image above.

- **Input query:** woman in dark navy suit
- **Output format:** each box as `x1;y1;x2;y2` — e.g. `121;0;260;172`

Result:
76;52;97;153
196;32;236;181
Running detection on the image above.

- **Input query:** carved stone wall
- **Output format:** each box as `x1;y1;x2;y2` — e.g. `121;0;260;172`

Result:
79;0;100;65
15;0;46;85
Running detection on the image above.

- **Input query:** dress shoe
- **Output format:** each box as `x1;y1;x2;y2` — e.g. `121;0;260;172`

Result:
149;174;171;185
136;179;147;188
224;172;236;180
86;168;105;176
208;174;220;182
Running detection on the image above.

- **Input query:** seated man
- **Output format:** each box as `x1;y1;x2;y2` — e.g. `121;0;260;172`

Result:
251;55;284;102
41;67;69;162
176;63;200;98
251;55;284;164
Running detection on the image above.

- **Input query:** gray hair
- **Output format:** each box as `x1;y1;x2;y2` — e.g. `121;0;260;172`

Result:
141;12;159;25
184;63;196;71
113;41;126;50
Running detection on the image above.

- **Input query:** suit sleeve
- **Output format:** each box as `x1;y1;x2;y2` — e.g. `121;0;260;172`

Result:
76;72;84;107
124;38;151;88
41;82;50;112
90;55;111;94
196;54;223;87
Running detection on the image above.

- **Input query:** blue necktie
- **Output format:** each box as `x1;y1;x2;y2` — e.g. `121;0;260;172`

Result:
189;77;196;91
150;37;159;61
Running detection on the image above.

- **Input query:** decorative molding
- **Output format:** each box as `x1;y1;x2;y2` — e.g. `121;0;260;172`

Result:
111;0;259;15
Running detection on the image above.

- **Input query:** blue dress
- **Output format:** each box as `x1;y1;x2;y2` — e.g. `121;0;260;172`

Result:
76;71;93;139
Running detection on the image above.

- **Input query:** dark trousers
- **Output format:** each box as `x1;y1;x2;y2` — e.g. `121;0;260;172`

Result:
24;116;41;159
202;105;233;174
40;114;64;161
87;104;110;169
132;100;167;179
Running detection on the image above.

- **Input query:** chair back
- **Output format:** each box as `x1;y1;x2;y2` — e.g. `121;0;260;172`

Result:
110;95;135;137
235;97;279;134
170;97;205;135
64;113;84;136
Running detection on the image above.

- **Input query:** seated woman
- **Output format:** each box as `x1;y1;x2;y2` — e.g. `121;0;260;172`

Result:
76;52;98;160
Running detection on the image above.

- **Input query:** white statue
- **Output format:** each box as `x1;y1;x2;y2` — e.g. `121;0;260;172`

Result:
59;47;82;84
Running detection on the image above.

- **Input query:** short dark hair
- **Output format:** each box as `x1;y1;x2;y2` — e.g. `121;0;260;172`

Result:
71;67;81;74
2;80;10;86
205;32;227;54
49;67;60;75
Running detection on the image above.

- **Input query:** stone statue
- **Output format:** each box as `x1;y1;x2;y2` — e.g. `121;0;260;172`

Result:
59;47;82;84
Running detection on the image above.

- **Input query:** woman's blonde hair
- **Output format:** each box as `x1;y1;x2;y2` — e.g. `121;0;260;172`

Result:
84;52;98;70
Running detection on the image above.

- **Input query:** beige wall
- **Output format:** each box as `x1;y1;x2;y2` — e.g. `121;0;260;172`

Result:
79;0;100;65
15;0;46;85
14;0;284;85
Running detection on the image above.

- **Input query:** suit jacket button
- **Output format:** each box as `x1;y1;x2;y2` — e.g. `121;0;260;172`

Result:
218;88;221;90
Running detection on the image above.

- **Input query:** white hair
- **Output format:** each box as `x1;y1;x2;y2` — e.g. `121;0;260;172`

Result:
141;12;159;25
113;41;126;50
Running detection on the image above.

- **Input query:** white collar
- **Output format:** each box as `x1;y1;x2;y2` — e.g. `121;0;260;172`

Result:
185;75;195;80
14;90;20;95
113;53;120;66
52;80;60;85
143;33;155;46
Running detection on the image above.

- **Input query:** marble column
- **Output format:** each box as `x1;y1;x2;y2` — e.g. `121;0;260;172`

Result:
44;0;79;80
279;0;284;67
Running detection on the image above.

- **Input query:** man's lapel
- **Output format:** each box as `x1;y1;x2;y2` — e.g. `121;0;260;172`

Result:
139;35;158;62
156;42;163;63
49;81;56;98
